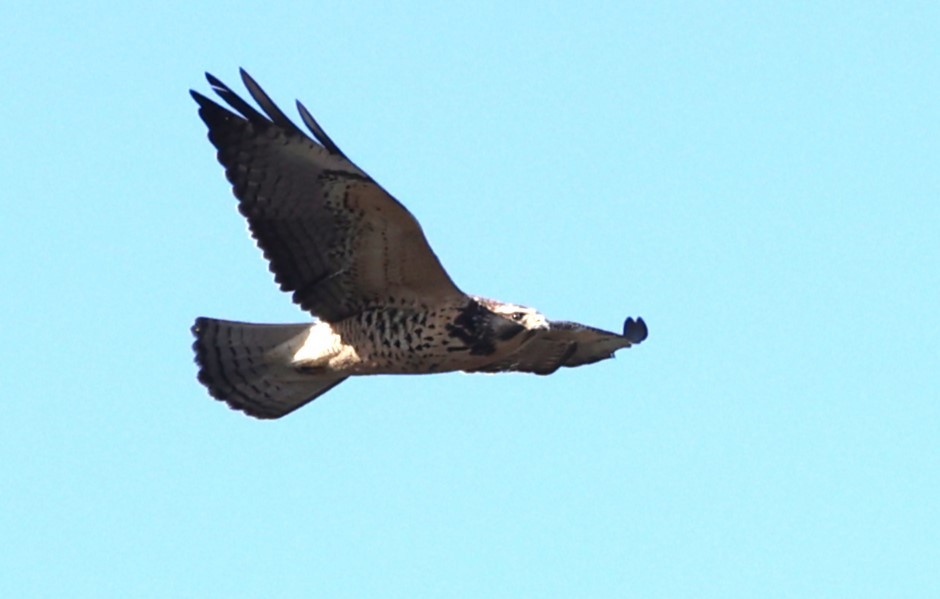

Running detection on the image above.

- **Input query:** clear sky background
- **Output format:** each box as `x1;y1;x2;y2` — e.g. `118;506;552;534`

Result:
2;2;938;597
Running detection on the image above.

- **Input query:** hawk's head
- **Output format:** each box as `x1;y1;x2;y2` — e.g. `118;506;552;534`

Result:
447;297;549;357
472;296;548;347
482;299;549;334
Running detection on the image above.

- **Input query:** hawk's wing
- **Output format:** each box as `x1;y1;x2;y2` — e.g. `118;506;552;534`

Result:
470;317;648;375
192;69;465;322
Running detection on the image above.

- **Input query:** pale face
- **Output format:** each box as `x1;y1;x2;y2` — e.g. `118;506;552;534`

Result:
484;300;550;332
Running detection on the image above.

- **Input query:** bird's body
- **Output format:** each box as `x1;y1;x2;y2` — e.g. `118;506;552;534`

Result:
191;70;648;419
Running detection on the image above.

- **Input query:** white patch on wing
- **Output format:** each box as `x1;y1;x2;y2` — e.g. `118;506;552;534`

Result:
290;322;359;371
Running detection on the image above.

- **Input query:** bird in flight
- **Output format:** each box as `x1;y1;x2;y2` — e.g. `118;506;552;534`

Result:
191;69;648;419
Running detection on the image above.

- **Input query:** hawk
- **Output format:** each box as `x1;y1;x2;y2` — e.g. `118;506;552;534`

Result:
191;69;648;419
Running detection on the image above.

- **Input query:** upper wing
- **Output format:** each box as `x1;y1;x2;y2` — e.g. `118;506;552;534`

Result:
192;69;464;322
471;317;648;375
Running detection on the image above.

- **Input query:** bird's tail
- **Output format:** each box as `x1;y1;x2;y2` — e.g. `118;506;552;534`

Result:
191;317;347;419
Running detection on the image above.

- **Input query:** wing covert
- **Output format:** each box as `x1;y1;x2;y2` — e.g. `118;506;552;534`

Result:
192;69;464;322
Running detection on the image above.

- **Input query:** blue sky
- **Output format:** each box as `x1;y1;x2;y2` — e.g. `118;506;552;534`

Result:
2;2;938;597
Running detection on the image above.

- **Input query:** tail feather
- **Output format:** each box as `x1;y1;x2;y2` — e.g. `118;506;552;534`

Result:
191;317;347;419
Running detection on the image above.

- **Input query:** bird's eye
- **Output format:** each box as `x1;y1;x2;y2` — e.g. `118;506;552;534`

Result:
511;312;526;321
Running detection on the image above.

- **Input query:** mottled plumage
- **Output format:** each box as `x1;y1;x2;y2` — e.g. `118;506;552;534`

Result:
191;69;648;419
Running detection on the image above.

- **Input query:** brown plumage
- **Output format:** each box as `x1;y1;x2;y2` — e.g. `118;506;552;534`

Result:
191;69;647;419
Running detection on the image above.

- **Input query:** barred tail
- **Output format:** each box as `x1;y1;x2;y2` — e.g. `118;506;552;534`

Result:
191;317;347;419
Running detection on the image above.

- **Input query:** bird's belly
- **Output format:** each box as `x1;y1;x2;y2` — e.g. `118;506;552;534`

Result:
347;346;467;375
326;306;517;375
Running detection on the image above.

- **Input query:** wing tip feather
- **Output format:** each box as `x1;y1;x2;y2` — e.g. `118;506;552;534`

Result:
622;317;648;344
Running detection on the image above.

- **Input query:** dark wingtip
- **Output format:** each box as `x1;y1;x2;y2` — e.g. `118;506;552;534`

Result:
296;99;347;157
623;317;648;344
190;89;211;107
238;67;256;90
